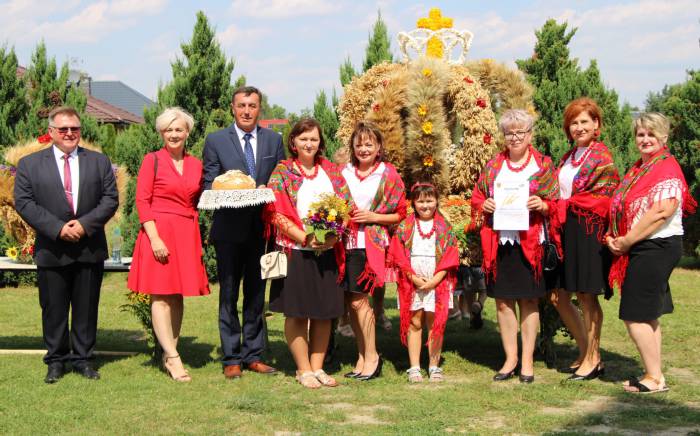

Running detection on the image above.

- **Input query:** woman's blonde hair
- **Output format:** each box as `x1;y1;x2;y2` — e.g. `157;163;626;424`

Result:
498;109;535;134
155;106;195;133
633;112;670;144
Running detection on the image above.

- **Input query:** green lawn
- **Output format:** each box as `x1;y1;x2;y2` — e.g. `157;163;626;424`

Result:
1;269;699;435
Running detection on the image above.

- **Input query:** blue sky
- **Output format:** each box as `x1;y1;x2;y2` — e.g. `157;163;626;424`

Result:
1;0;698;115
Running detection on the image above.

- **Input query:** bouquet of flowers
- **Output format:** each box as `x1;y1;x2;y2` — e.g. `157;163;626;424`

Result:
304;193;351;246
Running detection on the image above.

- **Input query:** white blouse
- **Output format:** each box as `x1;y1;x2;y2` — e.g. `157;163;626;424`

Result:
277;167;335;251
410;219;437;292
629;178;684;239
558;146;591;200
495;158;544;245
342;162;385;249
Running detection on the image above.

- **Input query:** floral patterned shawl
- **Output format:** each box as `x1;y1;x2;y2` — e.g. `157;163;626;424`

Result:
557;142;619;240
388;212;459;348
471;146;560;283
264;157;354;282
608;149;696;289
348;162;407;294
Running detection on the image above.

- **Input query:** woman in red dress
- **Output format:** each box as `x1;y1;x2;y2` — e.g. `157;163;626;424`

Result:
127;107;209;382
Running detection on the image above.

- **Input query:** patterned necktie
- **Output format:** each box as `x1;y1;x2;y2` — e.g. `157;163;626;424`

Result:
243;133;256;180
62;154;74;213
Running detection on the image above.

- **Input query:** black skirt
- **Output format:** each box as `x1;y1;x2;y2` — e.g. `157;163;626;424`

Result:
269;249;344;320
344;249;384;295
619;236;681;322
487;243;546;300
546;209;612;295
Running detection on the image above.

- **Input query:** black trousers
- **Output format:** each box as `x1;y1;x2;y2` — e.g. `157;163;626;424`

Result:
37;262;103;365
215;239;266;366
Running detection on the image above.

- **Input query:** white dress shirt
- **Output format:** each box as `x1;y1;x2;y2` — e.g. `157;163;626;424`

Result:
342;162;386;249
558;146;591;200
53;145;79;214
234;123;257;161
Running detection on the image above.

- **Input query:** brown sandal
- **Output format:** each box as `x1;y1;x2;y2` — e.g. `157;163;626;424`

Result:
163;354;191;382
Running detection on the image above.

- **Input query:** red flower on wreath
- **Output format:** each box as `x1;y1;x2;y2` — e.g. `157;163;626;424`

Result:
483;133;492;145
476;98;487;109
382;80;389;87
372;103;381;112
38;133;52;144
464;76;474;84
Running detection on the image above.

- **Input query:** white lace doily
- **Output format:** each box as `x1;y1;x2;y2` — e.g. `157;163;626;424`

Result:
197;189;275;210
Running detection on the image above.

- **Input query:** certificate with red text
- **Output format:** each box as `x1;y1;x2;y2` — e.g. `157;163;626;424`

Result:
493;180;529;231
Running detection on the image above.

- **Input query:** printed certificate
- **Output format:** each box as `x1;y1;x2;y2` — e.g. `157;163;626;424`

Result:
493;180;529;231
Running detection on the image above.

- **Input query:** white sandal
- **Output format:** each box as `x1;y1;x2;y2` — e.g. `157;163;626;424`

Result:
407;367;423;383
428;367;444;382
313;369;338;387
296;371;321;389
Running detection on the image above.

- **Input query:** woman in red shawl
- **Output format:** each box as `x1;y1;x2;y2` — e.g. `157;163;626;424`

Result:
606;113;695;394
548;98;619;381
265;118;353;389
341;122;406;381
388;183;459;383
471;109;560;384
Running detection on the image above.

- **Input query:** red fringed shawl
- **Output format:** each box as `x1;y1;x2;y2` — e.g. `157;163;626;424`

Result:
608;149;696;289
556;142;620;240
264;157;354;282
349;162;407;294
388;212;459;348
471;147;560;283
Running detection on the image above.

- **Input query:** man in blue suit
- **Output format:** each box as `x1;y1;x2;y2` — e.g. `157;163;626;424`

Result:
203;86;285;379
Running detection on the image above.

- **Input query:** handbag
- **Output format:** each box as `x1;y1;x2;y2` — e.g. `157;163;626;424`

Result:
542;217;561;272
260;239;287;280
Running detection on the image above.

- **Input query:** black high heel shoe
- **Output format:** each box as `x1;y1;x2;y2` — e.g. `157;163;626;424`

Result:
356;356;383;381
567;362;604;381
557;365;580;374
492;370;516;381
344;371;360;379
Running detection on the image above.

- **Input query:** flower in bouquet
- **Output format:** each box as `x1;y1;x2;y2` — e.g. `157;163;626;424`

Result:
5;246;18;260
304;193;351;246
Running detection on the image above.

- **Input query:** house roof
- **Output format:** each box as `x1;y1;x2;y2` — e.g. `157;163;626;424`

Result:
259;119;289;129
86;95;144;124
89;81;154;119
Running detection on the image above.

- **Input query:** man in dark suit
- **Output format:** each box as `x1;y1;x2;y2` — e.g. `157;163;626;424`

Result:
14;106;119;383
203;86;285;379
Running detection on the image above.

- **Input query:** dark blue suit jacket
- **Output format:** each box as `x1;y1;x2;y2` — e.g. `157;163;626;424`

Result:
203;123;285;242
13;146;119;267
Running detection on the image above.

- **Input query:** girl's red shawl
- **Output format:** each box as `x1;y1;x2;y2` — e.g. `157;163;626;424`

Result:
388;212;459;348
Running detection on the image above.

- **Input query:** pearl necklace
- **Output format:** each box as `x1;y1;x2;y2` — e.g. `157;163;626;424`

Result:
295;160;319;180
416;219;436;239
354;161;380;181
506;146;532;173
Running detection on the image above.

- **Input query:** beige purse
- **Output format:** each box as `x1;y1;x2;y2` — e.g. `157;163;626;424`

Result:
260;240;287;280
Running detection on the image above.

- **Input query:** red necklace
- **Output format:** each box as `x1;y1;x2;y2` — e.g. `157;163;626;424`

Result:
570;144;592;167
416;219;436;239
295;160;319;180
354;161;380;181
506;146;532;172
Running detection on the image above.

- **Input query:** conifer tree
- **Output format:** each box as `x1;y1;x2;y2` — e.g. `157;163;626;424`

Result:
314;89;341;158
362;10;393;71
647;70;700;253
516;19;635;171
339;56;357;87
0;46;28;150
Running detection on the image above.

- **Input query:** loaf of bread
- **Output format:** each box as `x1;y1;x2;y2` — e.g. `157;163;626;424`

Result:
212;170;256;190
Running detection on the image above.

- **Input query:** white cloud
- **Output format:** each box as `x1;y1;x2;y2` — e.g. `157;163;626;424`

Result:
110;0;168;15
216;24;270;51
228;0;340;18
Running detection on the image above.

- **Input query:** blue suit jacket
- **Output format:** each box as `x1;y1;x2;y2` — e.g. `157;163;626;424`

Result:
203;123;285;242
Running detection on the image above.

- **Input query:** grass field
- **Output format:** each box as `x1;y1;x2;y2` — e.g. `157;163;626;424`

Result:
1;268;699;435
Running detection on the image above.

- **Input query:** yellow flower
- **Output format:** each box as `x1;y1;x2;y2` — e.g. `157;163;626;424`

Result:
5;246;18;260
423;156;434;167
417;104;427;117
422;68;432;77
329;209;337;216
328;214;337;222
421;121;433;135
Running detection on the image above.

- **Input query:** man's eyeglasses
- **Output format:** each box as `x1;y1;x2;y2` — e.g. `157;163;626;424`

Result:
50;126;81;134
504;129;531;140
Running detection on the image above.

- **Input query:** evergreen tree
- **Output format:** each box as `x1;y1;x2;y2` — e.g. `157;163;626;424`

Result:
339;56;357;87
0;46;28;151
646;70;700;254
313;89;341;159
362;10;393;71
516;19;635;171
15;42;98;142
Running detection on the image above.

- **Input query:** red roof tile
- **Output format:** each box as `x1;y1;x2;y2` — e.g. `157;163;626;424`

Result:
86;95;144;124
